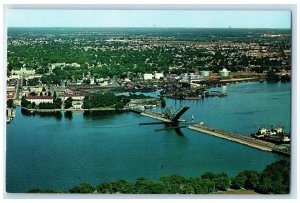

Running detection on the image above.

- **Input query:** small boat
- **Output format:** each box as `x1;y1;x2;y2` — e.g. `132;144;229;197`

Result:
192;115;195;120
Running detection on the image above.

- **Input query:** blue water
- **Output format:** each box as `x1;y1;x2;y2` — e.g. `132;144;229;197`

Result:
6;81;290;192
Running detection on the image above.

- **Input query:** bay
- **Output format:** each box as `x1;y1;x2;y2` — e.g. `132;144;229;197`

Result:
6;81;290;192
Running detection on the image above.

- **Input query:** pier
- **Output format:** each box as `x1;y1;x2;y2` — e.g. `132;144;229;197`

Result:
134;105;279;153
188;123;276;152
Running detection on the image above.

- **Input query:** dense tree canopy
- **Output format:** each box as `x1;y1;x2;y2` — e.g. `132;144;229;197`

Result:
26;160;290;194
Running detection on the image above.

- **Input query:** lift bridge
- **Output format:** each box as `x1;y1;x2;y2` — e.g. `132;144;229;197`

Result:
164;106;190;122
139;105;190;126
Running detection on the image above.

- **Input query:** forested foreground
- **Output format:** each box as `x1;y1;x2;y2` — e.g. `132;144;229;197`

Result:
27;160;290;194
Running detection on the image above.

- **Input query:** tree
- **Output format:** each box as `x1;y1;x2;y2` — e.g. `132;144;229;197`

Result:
53;91;57;99
159;175;186;194
113;179;134;194
47;91;52;96
232;170;260;190
133;177;164;194
21;96;31;108
53;98;62;109
69;183;95;193
7;99;14;108
64;97;73;109
256;160;290;194
115;102;124;110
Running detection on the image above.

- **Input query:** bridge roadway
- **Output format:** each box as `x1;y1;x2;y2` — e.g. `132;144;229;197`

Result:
188;123;276;152
138;109;276;152
140;112;173;123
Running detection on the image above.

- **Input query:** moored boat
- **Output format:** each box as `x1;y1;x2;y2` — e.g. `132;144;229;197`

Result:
251;126;290;144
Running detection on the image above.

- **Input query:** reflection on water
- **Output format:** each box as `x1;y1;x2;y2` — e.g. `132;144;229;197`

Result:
64;111;73;120
21;108;62;120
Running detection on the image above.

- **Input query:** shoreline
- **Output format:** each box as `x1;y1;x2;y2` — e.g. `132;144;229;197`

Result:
21;107;129;113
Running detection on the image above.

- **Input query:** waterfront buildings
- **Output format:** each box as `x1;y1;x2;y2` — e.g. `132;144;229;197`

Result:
25;95;53;104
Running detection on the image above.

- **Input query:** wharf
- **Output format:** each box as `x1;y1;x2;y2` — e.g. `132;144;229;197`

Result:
188;123;276;152
219;77;259;83
23;107;128;113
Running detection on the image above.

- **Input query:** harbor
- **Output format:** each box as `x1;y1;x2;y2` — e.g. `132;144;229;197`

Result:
6;81;290;192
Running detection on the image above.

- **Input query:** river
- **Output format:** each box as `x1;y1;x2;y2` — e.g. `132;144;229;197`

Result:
6;81;290;192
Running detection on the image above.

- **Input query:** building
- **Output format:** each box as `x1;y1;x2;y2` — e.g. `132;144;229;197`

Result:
219;68;231;77
72;101;83;109
64;93;86;101
143;73;153;80
200;70;212;77
26;95;53;105
154;72;164;80
12;67;35;75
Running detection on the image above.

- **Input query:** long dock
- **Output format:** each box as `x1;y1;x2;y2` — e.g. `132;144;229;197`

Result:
137;107;276;153
188;123;276;151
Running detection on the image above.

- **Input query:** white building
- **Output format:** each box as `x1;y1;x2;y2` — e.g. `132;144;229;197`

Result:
143;73;153;80
72;101;83;109
154;72;164;80
200;70;212;77
26;95;53;105
219;68;231;77
12;67;35;75
64;93;85;101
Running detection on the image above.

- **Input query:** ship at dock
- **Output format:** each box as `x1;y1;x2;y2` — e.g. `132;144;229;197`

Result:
251;126;290;144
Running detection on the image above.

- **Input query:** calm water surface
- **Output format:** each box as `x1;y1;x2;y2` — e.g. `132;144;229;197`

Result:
6;81;290;192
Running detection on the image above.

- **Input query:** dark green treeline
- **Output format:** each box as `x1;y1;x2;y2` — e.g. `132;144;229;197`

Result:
27;159;290;194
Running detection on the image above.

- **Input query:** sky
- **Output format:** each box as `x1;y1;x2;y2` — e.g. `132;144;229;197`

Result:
6;9;291;28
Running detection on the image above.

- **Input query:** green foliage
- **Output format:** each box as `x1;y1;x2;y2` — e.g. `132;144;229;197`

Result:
191;178;215;194
96;179;134;194
255;159;290;194
21;96;30;108
69;183;95;193
64;97;73;109
38;98;62;109
133;177;164;194
25;160;290;194
159;174;186;194
82;92;129;109
53;91;57;99
27;78;40;86
7;99;14;108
